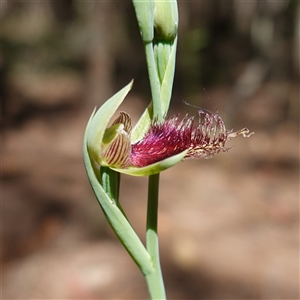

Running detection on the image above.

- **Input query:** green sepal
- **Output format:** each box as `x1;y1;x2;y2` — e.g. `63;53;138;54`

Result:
83;104;154;276
112;150;188;176
87;80;133;164
131;102;153;143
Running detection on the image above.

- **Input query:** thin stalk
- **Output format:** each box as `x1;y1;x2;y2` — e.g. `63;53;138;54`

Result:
145;173;166;299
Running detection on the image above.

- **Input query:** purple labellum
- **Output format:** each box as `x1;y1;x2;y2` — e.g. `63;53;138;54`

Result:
102;111;253;169
131;111;232;167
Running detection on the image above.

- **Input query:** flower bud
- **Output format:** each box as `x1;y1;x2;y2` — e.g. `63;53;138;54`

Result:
154;0;178;41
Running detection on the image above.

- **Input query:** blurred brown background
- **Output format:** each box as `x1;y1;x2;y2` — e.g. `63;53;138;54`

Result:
1;1;299;299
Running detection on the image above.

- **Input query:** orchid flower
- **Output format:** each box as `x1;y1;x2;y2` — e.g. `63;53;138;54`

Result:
86;80;253;177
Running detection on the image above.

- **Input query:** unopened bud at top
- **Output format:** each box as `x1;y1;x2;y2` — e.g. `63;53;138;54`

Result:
154;0;178;41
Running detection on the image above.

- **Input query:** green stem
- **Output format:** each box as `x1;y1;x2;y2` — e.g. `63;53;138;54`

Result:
100;166;128;218
100;167;120;205
145;173;166;299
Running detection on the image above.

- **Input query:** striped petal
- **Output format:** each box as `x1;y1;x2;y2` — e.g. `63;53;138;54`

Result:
111;111;132;134
101;112;132;168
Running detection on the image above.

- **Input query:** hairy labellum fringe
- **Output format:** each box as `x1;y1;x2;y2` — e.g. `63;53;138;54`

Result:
130;111;238;167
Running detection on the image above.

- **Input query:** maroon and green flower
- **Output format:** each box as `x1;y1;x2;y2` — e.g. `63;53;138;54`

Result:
86;81;253;177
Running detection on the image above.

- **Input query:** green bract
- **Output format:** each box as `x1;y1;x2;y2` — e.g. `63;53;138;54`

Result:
132;0;155;43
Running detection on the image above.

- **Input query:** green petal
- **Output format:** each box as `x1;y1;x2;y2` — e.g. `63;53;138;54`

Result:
87;80;133;163
111;150;188;176
131;102;153;143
